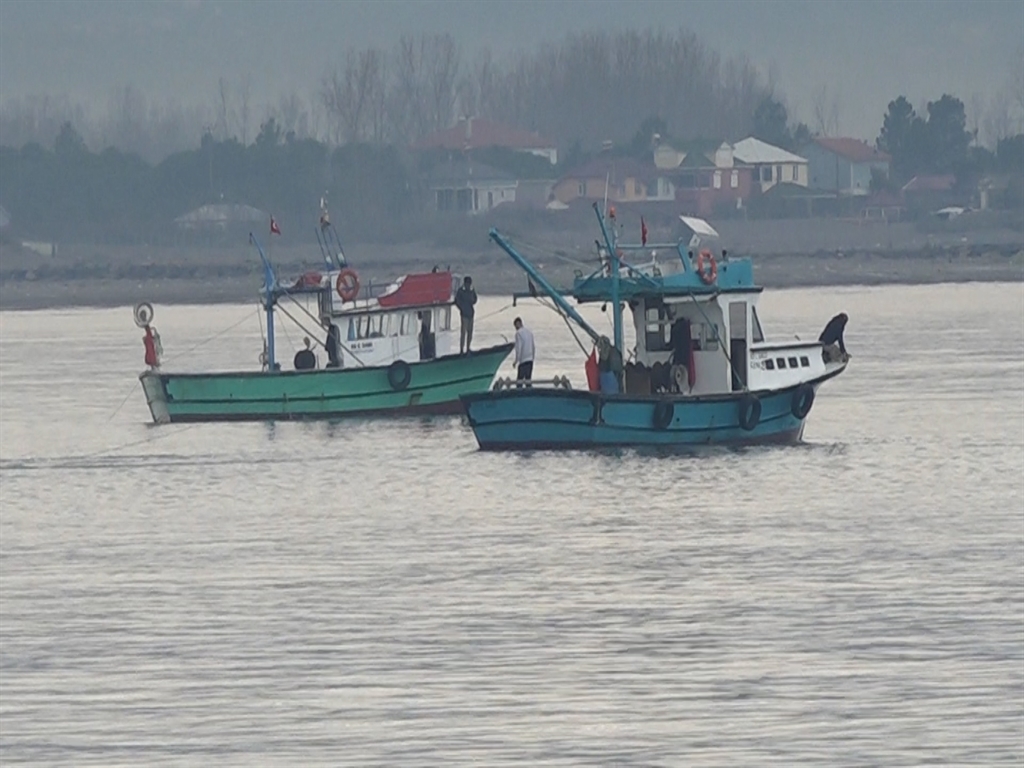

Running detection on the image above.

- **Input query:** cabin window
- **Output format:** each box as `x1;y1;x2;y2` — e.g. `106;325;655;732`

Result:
578;182;585;196
765;358;775;370
318;289;332;318
645;306;672;351
698;323;719;352
713;170;722;189
788;357;798;368
369;314;385;337
776;357;786;369
730;170;739;188
751;307;764;342
633;181;642;196
436;306;452;331
800;356;810;367
761;166;773;182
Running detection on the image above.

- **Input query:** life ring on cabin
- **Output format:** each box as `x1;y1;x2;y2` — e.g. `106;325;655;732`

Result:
738;393;761;431
387;359;412;391
696;249;718;285
133;301;154;328
336;268;360;302
652;400;674;430
791;382;815;420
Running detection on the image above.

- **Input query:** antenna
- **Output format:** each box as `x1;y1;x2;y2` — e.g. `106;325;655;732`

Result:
602;171;610;218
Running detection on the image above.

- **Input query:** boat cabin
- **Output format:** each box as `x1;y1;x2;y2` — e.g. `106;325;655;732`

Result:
571;215;833;397
278;268;459;369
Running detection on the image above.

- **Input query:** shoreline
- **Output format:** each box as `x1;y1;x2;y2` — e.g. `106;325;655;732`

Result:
1;256;1021;312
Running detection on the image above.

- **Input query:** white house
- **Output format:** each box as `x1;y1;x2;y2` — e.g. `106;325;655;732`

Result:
427;159;518;214
732;137;809;192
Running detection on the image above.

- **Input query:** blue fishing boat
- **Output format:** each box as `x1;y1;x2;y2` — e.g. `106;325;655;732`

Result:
460;203;850;450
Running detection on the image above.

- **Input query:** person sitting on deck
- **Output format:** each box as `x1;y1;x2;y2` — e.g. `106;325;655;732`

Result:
669;317;696;392
294;337;317;370
818;313;850;356
596;336;623;394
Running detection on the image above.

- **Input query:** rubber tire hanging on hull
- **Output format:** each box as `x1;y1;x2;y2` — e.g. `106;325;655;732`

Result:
791;383;815;420
387;360;412;391
738;394;761;431
652;400;674;430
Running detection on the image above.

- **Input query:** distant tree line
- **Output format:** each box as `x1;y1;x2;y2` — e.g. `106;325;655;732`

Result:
1;28;780;164
0;120;413;244
875;92;1023;203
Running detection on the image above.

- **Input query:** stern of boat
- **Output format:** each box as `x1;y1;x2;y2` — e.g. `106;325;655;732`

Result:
139;370;171;424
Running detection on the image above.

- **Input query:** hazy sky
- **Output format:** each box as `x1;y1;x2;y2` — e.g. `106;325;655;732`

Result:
1;0;1021;141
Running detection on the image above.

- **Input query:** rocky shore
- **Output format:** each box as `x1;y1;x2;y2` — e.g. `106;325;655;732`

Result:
2;214;1021;311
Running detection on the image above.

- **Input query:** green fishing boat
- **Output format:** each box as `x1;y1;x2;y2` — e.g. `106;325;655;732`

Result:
137;219;511;424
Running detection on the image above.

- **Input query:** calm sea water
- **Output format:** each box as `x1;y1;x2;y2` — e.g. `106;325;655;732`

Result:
1;283;1022;766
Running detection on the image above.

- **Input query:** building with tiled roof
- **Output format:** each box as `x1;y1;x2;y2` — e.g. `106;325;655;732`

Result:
732;137;809;192
413;117;557;165
799;137;891;196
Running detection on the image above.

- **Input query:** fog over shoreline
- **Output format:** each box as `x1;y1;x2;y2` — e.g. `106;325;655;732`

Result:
2;0;1022;148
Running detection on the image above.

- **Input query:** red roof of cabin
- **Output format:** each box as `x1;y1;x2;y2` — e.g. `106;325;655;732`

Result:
377;271;453;308
813;137;891;164
414;117;554;152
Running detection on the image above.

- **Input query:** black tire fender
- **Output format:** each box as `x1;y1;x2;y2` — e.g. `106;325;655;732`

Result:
738;394;761;431
387;360;412;391
652;400;674;430
791;383;815;420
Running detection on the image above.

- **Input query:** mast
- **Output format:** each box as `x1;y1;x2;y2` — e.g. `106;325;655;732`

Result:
488;228;602;343
250;233;278;371
592;203;624;356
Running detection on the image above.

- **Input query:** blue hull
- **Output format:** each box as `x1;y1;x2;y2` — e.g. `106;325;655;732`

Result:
461;378;833;451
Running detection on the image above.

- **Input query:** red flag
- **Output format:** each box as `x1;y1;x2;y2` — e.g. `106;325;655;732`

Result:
641;216;648;246
270;216;281;235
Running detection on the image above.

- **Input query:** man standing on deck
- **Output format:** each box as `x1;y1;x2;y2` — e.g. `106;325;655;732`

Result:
512;317;535;382
454;276;477;354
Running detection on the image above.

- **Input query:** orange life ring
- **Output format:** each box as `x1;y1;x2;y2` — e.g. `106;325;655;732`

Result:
696;249;718;285
335;268;360;302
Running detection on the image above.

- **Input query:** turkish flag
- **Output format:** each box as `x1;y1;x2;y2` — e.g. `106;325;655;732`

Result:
270;216;281;235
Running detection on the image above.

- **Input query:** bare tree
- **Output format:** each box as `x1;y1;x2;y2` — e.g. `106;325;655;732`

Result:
215;77;232;140
969;92;985;146
812;83;841;136
104;83;148;155
0;93;88;149
238;74;252;145
320;49;388;145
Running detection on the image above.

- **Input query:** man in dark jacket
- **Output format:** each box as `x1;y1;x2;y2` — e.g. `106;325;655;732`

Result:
454;276;477;353
819;312;849;355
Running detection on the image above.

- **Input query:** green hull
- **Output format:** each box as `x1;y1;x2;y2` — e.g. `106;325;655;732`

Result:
139;343;513;424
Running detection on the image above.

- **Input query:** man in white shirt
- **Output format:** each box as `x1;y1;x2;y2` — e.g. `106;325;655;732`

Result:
512;317;535;381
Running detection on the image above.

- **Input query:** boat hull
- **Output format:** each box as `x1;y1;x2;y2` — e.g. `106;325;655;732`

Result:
460;371;842;451
140;343;513;424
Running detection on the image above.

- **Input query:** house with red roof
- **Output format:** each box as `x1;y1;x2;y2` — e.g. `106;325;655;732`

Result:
900;174;962;213
551;155;658;205
799;137;891;196
413;117;558;165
